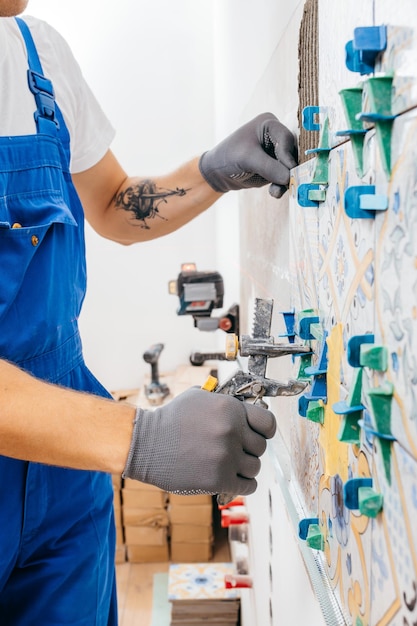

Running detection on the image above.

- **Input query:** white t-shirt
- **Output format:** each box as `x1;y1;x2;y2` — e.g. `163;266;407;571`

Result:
0;16;115;173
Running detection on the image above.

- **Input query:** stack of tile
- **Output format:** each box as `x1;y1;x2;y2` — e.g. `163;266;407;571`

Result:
111;385;170;563
168;562;240;626
112;474;126;564
122;478;170;563
111;387;138;565
168;364;215;563
169;494;213;562
112;364;217;564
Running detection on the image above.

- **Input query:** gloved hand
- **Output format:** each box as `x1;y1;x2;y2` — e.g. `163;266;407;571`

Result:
123;387;276;496
199;112;298;198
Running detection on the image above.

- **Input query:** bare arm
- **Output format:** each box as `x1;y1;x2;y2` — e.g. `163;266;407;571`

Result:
0;359;135;473
73;151;222;244
0;358;277;497
73;113;297;245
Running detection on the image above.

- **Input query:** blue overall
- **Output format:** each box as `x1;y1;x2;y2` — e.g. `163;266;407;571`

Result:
0;19;117;625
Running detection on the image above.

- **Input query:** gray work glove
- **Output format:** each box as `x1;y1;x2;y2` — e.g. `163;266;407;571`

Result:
199;112;298;198
123;387;276;496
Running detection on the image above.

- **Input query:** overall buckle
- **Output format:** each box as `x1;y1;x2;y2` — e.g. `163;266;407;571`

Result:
27;69;60;132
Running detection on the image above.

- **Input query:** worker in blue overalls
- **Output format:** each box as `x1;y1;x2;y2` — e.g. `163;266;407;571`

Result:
0;1;297;623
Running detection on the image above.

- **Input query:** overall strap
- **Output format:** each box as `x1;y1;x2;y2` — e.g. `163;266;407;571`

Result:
15;17;71;156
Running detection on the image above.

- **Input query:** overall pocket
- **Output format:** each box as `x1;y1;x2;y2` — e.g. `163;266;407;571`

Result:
0;189;78;322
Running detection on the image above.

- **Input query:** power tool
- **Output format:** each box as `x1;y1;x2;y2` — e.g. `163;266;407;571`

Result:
168;263;239;335
143;343;170;405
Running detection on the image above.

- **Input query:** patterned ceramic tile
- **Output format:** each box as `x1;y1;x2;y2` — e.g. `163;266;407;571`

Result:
317;142;376;391
287;90;417;626
372;108;417;461
167;563;239;600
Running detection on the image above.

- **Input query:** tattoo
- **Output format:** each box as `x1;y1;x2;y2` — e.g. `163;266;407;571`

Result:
114;179;189;229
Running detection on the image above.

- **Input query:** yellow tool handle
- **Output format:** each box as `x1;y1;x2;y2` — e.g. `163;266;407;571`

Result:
201;374;218;392
201;373;236;507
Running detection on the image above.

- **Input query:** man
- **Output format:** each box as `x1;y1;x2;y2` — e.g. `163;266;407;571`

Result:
0;1;297;623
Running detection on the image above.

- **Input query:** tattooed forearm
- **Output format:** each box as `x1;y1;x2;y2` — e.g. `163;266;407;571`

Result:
114;179;190;229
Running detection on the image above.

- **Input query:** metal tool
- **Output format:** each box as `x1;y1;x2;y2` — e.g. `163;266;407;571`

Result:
190;351;230;366
143;343;170;406
211;298;310;406
202;297;309;505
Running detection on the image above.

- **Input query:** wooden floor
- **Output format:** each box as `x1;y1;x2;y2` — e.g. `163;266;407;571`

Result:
116;560;169;626
116;520;231;626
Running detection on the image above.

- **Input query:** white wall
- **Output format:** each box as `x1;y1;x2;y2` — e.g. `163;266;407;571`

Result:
26;0;219;391
211;0;305;342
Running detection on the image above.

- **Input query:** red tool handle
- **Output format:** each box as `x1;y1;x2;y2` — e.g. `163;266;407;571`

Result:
224;574;253;589
221;508;249;527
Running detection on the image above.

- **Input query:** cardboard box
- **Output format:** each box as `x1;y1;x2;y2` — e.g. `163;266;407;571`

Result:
123;478;165;492
124;525;167;546
169;504;212;526
114;509;123;527
112;474;122;490
169;494;213;506
115;524;124;546
122;507;169;527
113;488;121;510
170;541;213;562
113;503;123;526
171;523;213;543
127;543;169;563
115;545;126;564
122;488;168;509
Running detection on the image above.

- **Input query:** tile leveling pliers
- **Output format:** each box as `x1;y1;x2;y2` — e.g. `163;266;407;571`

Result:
202;297;310;505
